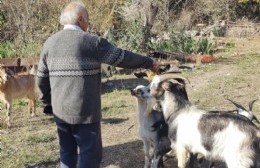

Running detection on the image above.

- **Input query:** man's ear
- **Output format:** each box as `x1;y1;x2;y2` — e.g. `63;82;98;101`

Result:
77;15;83;23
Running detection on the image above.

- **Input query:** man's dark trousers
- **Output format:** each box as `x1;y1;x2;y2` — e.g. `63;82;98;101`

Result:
56;122;102;168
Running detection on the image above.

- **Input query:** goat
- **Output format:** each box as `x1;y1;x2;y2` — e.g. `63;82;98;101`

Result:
197;99;259;168
130;85;171;168
0;66;36;127
149;73;260;168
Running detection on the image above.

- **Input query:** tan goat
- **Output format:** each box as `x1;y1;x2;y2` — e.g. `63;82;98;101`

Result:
0;66;36;127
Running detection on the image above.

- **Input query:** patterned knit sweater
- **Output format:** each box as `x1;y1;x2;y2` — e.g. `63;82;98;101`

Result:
37;29;154;124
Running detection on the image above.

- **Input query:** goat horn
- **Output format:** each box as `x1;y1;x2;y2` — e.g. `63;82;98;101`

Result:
253;115;260;124
248;99;258;111
227;98;247;112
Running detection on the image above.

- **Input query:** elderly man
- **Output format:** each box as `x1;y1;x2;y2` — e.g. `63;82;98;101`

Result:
37;1;157;168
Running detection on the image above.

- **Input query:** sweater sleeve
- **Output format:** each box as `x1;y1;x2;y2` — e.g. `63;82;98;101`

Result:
36;43;51;106
96;37;154;69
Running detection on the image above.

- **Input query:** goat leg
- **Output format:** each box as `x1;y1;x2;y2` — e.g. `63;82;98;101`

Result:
151;154;164;168
176;147;190;168
143;139;151;168
32;99;36;116
28;99;36;117
28;100;31;116
6;102;11;127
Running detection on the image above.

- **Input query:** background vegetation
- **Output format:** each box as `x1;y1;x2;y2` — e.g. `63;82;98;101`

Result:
0;0;259;58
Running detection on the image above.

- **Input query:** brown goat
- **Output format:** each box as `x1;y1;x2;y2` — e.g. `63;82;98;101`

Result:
0;66;36;127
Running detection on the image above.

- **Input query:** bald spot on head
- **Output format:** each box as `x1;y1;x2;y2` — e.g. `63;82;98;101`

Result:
60;1;89;28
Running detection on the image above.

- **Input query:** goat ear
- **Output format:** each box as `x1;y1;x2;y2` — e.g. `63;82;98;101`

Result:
249;99;258;111
130;89;136;96
162;82;170;91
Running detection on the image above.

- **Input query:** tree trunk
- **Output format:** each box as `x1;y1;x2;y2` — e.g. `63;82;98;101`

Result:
142;3;158;51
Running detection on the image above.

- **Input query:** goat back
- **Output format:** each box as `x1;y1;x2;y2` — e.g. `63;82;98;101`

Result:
5;74;35;99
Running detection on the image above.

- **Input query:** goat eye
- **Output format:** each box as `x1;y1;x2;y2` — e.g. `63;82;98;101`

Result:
148;89;150;93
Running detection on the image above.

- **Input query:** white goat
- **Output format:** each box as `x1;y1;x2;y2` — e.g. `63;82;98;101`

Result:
0;66;36;127
131;85;171;168
149;73;260;168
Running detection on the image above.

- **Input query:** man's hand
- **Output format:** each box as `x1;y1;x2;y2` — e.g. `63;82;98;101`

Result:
150;60;159;74
43;105;53;115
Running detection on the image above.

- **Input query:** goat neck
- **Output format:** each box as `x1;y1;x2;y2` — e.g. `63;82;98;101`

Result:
159;83;191;122
136;98;147;116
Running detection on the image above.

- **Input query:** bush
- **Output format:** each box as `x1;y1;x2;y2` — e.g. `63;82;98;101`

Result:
236;0;260;20
0;0;125;58
108;20;146;52
148;38;177;52
196;38;214;55
0;40;42;58
0;42;16;58
148;31;215;55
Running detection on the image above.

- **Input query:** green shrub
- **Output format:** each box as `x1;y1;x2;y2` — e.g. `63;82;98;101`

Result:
148;31;215;55
148;39;178;52
0;42;16;58
196;38;214;55
0;41;42;58
0;9;6;26
108;20;145;52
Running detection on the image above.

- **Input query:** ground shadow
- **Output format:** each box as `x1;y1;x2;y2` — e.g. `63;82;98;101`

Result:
23;139;143;168
102;117;129;125
101;140;145;168
23;160;59;168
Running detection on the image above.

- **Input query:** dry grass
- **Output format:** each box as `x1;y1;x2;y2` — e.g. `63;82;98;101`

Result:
0;37;260;168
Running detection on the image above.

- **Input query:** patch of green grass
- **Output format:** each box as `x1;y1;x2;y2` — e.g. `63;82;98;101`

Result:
224;42;236;52
102;89;135;117
13;100;28;108
0;112;58;168
27;133;55;144
1;143;58;168
234;54;260;73
0;99;42;112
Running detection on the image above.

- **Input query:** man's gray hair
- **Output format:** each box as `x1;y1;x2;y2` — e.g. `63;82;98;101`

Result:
60;1;87;25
